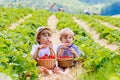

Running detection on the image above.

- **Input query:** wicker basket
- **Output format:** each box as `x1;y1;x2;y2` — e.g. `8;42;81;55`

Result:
57;58;73;68
37;58;56;69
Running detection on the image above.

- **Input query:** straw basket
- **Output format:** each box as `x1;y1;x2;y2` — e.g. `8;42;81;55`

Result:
37;58;56;69
57;58;73;68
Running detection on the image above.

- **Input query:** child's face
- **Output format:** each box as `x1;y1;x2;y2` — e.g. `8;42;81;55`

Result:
61;35;73;46
38;30;52;45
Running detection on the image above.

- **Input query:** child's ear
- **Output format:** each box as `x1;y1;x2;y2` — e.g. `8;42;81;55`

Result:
37;38;41;42
60;37;62;42
37;39;41;44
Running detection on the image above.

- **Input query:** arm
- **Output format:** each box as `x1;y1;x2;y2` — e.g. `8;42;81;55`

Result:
69;48;79;58
57;48;64;57
49;47;55;56
57;43;69;57
32;44;46;60
47;40;55;56
32;48;40;60
68;45;81;58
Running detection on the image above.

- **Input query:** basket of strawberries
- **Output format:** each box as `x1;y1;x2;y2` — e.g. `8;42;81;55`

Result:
57;56;73;68
37;54;56;69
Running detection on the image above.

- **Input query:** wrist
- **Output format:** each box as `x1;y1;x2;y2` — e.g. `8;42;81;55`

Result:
60;47;64;50
38;46;42;50
73;52;78;57
49;47;53;49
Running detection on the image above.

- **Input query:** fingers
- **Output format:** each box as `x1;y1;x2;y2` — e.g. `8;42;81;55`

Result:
53;67;64;74
42;44;47;48
38;44;47;49
68;48;72;50
39;66;44;71
68;48;76;53
47;39;52;43
38;40;53;49
39;44;53;49
68;48;74;51
45;40;52;46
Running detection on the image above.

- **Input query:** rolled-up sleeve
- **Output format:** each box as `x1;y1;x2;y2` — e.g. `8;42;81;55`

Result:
30;44;38;55
56;45;62;52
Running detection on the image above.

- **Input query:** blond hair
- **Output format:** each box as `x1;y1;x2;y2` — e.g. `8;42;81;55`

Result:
35;26;52;43
59;28;74;41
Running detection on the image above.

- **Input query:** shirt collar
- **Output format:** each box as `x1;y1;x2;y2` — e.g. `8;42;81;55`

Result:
68;44;73;48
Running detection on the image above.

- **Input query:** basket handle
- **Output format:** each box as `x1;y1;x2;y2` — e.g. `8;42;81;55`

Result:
49;47;57;59
57;47;74;58
36;46;56;59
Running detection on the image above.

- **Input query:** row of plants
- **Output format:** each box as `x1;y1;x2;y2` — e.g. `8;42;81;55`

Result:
55;12;120;80
93;15;120;27
0;10;51;80
0;7;32;31
75;14;120;46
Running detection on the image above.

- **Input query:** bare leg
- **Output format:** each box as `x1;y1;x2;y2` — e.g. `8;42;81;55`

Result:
53;66;64;74
64;68;70;73
40;66;53;75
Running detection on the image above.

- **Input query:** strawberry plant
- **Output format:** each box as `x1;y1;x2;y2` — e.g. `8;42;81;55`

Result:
75;14;120;44
56;12;120;80
0;7;32;31
0;10;51;80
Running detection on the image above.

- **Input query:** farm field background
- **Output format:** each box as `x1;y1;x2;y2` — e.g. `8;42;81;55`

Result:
0;1;120;80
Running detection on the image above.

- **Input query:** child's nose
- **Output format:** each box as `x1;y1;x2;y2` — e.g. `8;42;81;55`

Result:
67;38;70;40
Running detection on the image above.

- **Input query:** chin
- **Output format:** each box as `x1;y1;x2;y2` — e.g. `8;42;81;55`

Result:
68;44;72;46
67;43;71;46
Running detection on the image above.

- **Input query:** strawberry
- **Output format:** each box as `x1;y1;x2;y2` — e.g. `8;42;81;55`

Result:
39;54;55;59
45;54;48;57
49;55;55;59
64;55;69;58
59;56;62;58
39;56;45;59
59;55;71;58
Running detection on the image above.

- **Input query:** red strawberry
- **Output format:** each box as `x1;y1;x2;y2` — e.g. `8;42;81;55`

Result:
49;55;55;59
64;55;69;58
59;56;63;58
45;54;48;57
39;56;45;59
44;54;49;59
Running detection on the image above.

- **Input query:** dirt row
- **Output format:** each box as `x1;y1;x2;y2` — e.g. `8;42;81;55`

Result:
73;17;118;51
9;14;32;29
98;20;120;31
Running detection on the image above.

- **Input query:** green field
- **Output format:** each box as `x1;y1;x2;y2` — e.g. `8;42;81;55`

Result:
0;7;120;80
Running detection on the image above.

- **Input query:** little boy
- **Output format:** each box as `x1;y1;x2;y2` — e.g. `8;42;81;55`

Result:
57;28;81;58
57;28;81;72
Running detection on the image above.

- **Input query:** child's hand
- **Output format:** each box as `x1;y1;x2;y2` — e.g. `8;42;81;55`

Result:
68;48;76;54
61;43;69;49
46;40;53;48
68;48;78;57
38;44;47;50
45;39;52;45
